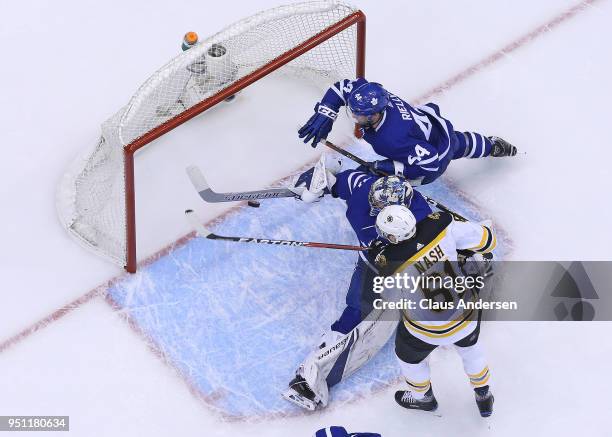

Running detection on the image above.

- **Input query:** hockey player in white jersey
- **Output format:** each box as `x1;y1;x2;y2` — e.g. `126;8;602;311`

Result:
283;161;496;416
373;205;496;417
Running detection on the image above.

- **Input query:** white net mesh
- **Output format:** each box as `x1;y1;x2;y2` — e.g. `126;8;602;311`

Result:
57;0;362;267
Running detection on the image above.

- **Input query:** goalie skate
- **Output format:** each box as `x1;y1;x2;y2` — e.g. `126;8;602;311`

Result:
281;374;322;411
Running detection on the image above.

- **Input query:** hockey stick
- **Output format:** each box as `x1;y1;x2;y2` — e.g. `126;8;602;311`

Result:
186;165;299;203
320;139;468;222
185;209;370;251
187;144;467;221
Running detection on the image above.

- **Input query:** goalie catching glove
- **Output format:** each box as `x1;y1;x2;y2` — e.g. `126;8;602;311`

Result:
292;154;341;203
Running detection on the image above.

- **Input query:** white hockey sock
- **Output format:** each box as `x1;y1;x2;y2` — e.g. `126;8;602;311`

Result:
454;343;491;388
397;357;431;399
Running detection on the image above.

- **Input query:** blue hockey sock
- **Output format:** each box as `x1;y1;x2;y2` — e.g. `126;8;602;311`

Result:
454;132;492;158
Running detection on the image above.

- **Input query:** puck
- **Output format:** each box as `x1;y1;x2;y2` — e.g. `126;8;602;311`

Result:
247;200;260;208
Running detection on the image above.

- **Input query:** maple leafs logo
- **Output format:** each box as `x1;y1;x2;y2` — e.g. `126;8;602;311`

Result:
371;97;378;105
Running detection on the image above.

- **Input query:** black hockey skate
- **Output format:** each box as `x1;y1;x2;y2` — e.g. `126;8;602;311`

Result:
474;385;494;417
282;374;320;411
489;136;517;157
394;388;438;412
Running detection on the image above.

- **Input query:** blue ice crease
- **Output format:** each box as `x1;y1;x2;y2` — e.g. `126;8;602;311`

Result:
107;167;492;418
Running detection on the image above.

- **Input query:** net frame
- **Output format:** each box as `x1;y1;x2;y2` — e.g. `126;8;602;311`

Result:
60;1;366;273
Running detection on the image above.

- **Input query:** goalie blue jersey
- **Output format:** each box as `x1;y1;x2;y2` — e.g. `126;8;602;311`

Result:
332;169;432;246
321;78;491;185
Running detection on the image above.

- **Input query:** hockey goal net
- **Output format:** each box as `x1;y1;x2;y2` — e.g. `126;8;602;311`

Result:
57;0;365;272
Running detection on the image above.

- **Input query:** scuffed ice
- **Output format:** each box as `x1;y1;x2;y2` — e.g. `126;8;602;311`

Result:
107;172;495;419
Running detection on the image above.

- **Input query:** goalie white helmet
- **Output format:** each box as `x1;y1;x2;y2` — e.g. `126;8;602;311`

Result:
375;205;417;244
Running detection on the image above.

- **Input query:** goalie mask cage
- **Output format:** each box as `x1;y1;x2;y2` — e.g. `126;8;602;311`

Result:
57;0;365;273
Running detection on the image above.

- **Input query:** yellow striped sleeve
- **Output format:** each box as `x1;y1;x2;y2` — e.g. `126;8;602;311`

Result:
469;226;496;253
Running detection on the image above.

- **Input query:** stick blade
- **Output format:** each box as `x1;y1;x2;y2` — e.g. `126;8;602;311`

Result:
184;209;212;238
186;165;210;192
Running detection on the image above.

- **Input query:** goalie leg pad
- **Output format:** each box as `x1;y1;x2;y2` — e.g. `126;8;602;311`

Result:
287;308;399;410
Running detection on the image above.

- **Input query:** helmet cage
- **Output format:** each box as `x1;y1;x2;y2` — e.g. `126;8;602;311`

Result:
368;176;414;216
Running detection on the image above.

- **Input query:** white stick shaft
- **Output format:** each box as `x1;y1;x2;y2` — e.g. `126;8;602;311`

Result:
184;209;212;237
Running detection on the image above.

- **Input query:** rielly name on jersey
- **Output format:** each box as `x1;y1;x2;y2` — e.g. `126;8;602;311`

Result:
329;78;454;183
312;78;516;186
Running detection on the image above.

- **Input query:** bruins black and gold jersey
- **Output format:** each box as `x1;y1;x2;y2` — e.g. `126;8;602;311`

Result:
374;211;496;345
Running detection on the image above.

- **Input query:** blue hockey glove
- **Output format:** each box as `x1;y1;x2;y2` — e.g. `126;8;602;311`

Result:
315;426;382;437
298;102;338;148
355;161;391;176
372;159;403;176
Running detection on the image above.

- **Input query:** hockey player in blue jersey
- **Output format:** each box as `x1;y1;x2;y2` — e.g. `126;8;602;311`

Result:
295;157;432;334
298;79;517;186
282;156;432;410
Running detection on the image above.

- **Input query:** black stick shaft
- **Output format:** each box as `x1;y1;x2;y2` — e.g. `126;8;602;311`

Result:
206;233;369;251
185;209;370;251
321;139;468;222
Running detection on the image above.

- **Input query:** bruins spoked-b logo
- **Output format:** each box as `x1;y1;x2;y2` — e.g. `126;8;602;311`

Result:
375;253;387;268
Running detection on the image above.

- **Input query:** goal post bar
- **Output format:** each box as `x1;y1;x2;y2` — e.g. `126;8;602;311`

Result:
123;10;366;273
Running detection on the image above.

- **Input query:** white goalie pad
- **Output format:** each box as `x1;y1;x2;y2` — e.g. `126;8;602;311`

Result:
300;307;400;408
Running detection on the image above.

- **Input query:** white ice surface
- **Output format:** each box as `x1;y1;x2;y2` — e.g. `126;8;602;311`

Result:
1;0;611;436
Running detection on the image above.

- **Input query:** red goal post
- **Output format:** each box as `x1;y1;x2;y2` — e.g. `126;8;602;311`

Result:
57;1;366;273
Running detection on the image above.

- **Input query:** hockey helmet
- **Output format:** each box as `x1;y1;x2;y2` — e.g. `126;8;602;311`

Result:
375;205;417;244
368;175;414;216
347;82;389;127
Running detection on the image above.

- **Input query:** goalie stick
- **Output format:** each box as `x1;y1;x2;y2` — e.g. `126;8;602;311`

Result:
186;165;299;203
320;139;469;222
184;209;370;251
186;143;467;222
